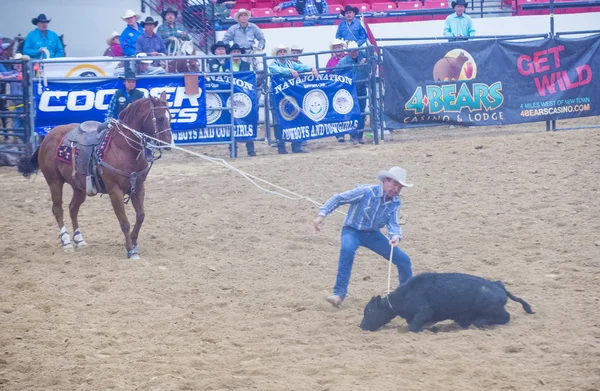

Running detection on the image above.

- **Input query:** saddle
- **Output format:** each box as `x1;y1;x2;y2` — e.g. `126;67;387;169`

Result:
63;121;110;196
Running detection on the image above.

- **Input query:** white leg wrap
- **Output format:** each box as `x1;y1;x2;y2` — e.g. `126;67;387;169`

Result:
59;226;72;248
73;228;87;248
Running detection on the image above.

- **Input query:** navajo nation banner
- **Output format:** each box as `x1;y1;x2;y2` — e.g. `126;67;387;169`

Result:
383;34;600;127
35;76;207;136
174;71;258;144
271;71;360;141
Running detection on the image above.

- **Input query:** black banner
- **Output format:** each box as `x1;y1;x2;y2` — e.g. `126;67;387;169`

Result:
383;34;600;127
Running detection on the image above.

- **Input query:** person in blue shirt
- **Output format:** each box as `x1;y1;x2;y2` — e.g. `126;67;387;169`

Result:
23;14;65;59
443;0;476;41
314;166;414;308
120;9;143;57
335;5;367;47
105;70;145;122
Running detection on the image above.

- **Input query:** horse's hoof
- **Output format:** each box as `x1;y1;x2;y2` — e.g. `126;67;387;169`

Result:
127;248;140;260
75;240;87;249
63;244;74;252
128;253;140;260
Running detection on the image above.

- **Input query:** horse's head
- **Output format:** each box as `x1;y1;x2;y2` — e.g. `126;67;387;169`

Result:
145;92;173;147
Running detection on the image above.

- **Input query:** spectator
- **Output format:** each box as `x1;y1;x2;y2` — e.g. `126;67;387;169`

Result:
289;44;304;64
268;44;318;154
326;39;346;69
208;0;231;31
207;41;231;72
443;0;475;40
229;43;251;71
120;9;143;58
135;53;166;75
273;0;330;26
222;9;266;53
336;41;367;145
104;32;124;57
0;33;13;60
0;53;29;136
335;5;367;48
157;0;189;13
157;6;191;49
23;13;65;59
105;70;145;122
226;43;255;157
136;16;167;73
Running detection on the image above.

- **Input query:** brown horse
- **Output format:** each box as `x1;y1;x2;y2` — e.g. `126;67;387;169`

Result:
17;93;172;259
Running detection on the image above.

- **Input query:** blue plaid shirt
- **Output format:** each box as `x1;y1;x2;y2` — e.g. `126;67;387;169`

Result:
319;184;402;238
279;0;329;15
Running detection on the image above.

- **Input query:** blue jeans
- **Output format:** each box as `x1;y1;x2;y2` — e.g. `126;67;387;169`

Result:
333;226;413;299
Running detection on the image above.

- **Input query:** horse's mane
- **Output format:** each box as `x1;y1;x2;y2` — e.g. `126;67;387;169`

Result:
118;96;153;125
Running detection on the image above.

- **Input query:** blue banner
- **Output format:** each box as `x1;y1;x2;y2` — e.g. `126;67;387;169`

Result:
271;71;360;141
34;76;207;136
173;71;258;144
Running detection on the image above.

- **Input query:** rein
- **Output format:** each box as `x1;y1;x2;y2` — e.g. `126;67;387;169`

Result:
101;98;172;195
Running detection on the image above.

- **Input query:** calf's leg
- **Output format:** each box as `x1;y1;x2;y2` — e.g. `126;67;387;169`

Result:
473;310;510;328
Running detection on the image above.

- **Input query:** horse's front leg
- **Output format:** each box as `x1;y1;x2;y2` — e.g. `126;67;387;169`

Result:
130;182;145;251
69;188;88;248
108;189;137;259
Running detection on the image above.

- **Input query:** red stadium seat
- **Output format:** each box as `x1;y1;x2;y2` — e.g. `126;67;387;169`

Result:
423;0;450;20
277;7;303;27
396;1;428;21
370;2;396;23
516;0;537;15
251;7;280;28
253;0;276;8
532;0;551;15
555;0;588;14
355;3;372;12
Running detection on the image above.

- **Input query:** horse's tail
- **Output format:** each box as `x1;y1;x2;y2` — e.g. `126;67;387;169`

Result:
17;147;40;178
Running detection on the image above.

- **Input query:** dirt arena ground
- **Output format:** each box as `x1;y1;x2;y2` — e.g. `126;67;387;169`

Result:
1;118;599;390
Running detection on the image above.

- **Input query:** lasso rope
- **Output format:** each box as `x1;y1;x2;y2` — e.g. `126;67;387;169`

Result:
116;122;347;216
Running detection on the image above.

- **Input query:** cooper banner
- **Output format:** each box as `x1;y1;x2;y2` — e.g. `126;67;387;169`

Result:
271;71;360;141
35;76;207;135
383;34;600;127
173;71;258;144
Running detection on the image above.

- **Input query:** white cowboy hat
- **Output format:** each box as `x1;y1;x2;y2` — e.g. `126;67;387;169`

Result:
121;9;140;20
13;53;30;60
347;41;359;50
136;52;154;64
234;8;251;22
377;167;414;187
329;39;347;50
290;44;303;52
271;44;289;57
106;31;120;46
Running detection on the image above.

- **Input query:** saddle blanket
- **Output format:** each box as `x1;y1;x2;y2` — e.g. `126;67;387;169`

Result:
55;131;112;164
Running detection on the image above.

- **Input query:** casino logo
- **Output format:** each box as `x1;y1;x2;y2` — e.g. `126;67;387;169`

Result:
206;93;223;124
278;96;301;121
302;89;328;122
432;49;477;83
226;93;253;119
332;89;354;115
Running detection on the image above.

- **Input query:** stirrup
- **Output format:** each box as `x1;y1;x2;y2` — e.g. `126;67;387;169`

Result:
86;175;98;196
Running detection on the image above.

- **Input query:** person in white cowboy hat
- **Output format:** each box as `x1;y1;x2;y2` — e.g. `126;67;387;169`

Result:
104;32;124;57
222;9;266;54
289;44;304;64
120;9;142;58
335;5;367;48
23;13;65;59
268;44;319;154
314;166;414;308
157;6;190;47
326;38;347;69
443;0;475;41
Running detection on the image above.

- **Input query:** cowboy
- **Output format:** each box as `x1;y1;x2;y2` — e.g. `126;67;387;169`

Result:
208;0;232;32
136;16;167;73
273;0;329;26
326;38;347;69
120;9;143;57
207;41;231;73
105;70;145;122
0;53;29;138
157;6;191;47
22;13;65;59
335;5;367;48
268;44;318;154
443;0;476;40
104;32;124;57
222;9;266;54
314;166;414;308
336;41;368;145
289;44;304;64
229;43;251;72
